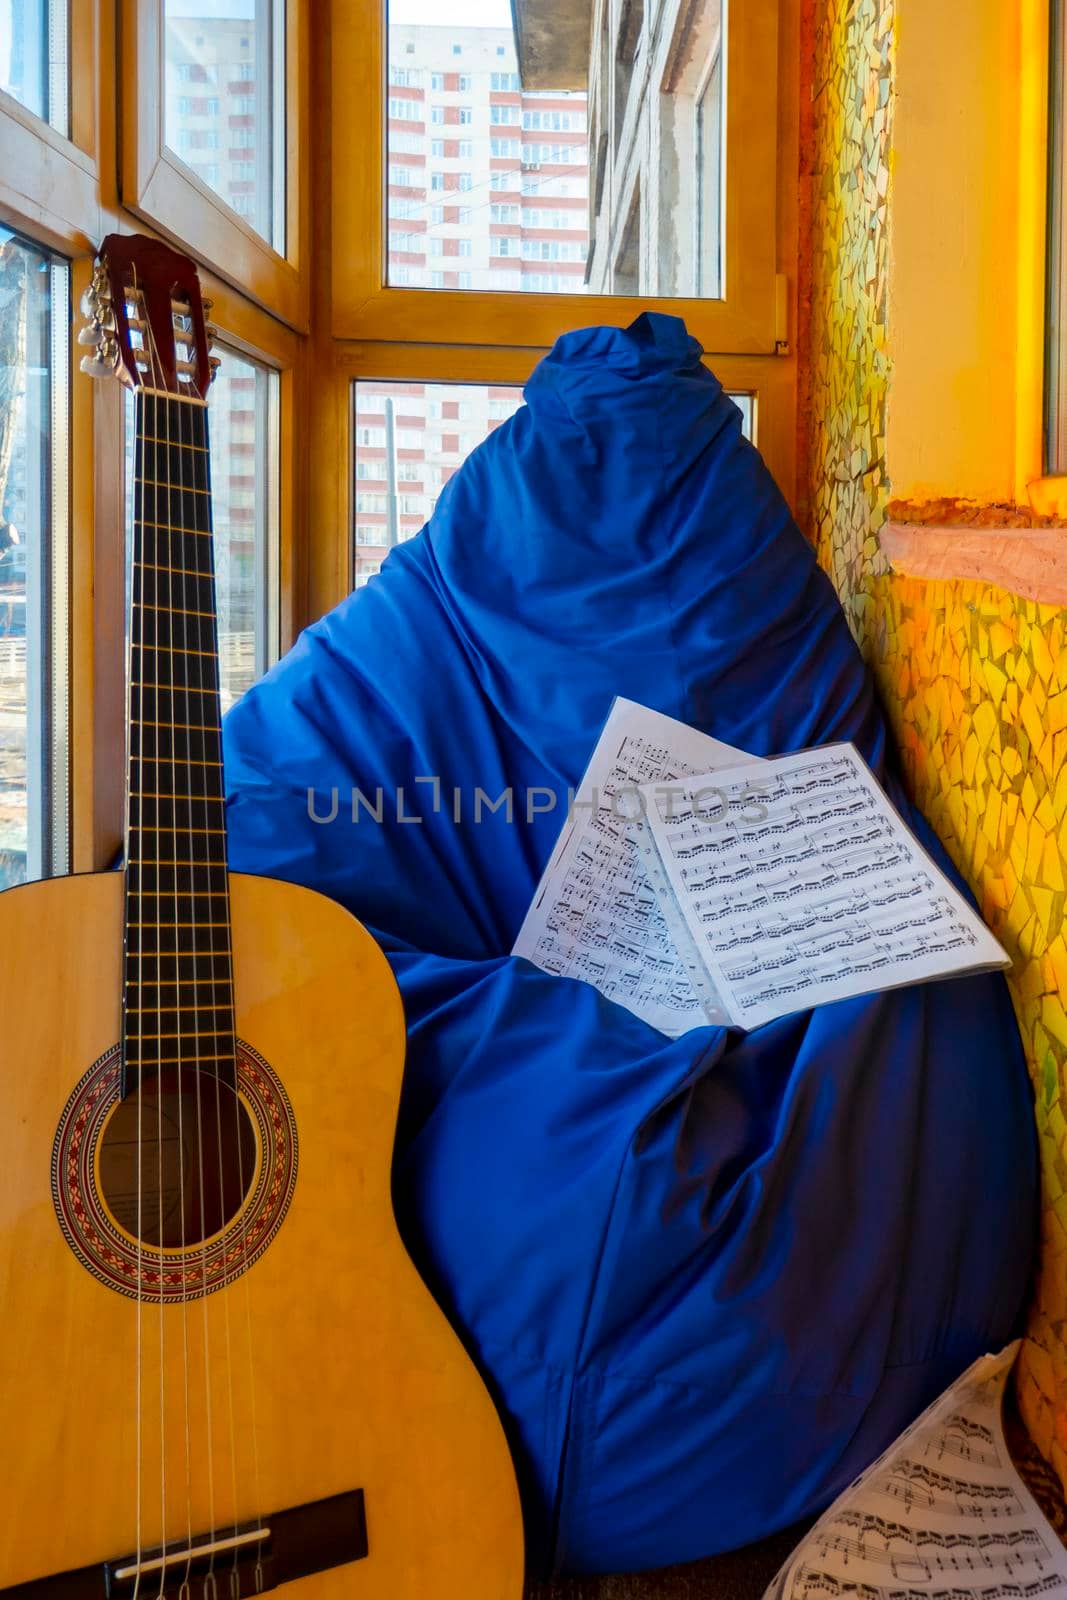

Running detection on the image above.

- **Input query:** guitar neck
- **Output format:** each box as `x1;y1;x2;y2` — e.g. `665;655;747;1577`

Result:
123;390;236;1095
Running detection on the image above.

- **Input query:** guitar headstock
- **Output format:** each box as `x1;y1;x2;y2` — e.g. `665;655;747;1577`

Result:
79;232;220;400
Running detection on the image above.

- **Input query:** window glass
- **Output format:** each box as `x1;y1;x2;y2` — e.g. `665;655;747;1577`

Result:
0;228;68;890
208;350;279;709
0;0;67;130
124;348;279;714
164;0;285;251
385;0;725;298
352;377;752;586
0;0;68;132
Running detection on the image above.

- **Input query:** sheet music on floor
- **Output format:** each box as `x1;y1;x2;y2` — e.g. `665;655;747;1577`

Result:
511;697;759;1036
638;743;1009;1030
764;1343;1067;1600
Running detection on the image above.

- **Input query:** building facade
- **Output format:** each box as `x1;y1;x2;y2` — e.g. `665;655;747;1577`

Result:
514;0;725;298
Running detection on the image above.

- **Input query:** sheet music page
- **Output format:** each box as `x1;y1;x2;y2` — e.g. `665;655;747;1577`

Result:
512;698;756;1036
640;743;1010;1031
764;1343;1067;1600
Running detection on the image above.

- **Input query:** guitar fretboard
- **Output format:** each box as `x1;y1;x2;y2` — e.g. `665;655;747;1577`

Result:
123;391;236;1094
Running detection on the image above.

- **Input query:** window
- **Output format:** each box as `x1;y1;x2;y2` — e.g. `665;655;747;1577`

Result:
0;227;69;888
431;105;444;124
352;380;525;584
431;71;444;89
431;139;445;157
458;140;472;157
164;0;285;250
390;164;417;186
492;204;520;223
451;44;462;55
388;95;420;119
695;56;724;297
457;239;472;257
389;65;421;87
431;173;445;192
391;131;422;153
458;173;472;191
382;1;738;306
0;0;68;132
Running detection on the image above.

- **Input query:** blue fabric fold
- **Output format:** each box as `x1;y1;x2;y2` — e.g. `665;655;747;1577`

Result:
222;312;1037;1574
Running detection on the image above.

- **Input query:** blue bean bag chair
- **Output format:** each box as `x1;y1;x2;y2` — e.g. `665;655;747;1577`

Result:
221;313;1037;1576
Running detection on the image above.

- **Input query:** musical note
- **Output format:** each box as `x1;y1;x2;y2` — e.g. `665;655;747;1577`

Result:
513;699;761;1033
640;744;1009;1031
764;1347;1067;1600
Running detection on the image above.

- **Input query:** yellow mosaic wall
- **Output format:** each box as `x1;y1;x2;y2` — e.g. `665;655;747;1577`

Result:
802;0;1067;1484
799;0;893;639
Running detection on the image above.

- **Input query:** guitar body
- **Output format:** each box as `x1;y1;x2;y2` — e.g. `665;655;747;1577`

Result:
0;869;523;1598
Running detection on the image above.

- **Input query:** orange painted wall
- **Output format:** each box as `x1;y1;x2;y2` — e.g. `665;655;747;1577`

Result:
800;0;1067;1480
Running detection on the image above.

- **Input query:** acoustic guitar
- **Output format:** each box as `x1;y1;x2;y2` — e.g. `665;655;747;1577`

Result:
0;234;523;1600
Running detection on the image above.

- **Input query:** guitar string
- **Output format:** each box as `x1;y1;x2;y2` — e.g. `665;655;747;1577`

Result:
166;354;195;1600
191;344;243;1593
178;371;222;1587
169;331;221;1594
193;362;246;1599
218;368;267;1595
130;337;146;1600
138;307;167;1596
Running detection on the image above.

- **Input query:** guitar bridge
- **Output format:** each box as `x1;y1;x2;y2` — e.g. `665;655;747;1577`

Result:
0;1490;367;1600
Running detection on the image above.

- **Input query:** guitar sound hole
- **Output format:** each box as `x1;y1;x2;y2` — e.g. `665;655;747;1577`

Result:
98;1067;257;1249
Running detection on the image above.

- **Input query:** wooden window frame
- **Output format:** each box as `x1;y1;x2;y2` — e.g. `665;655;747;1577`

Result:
307;341;795;622
331;0;782;352
119;0;311;331
0;0;99;248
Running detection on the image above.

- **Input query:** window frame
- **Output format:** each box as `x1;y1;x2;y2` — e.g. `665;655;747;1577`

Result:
0;230;71;887
310;341;795;623
0;0;98;247
119;0;311;331
331;0;782;351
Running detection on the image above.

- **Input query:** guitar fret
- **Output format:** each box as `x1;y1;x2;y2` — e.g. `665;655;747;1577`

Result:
125;1054;234;1065
138;601;219;620
130;643;218;657
129;825;227;834
129;858;228;867
129;757;224;769
140;435;208;451
138;519;212;536
127;1003;233;1013
130;1029;236;1042
138;478;210;494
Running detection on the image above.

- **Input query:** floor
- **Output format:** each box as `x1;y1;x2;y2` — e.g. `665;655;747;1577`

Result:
522;1522;808;1600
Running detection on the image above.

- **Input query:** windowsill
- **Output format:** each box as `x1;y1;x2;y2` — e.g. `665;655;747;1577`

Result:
879;521;1067;605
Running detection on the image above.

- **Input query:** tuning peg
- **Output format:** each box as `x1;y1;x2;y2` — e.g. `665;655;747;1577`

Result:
77;324;103;346
79;286;98;319
202;298;214;313
80;352;118;378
